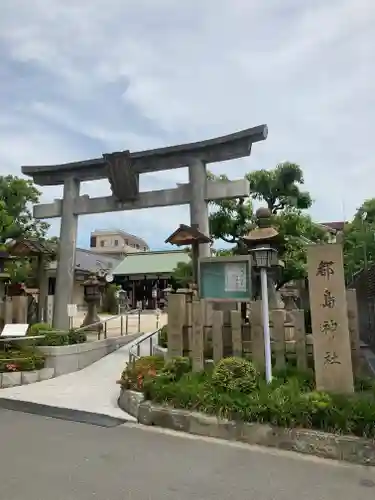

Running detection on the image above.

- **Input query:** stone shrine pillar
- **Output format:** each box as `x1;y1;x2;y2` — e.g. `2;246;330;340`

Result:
307;243;354;393
188;158;210;258
53;177;80;330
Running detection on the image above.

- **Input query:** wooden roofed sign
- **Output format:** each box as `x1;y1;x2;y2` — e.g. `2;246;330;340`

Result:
165;224;212;246
8;238;57;257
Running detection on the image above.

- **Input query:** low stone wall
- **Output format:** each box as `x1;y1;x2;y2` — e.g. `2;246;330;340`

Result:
40;333;142;376
0;367;55;388
118;387;145;418
118;388;375;466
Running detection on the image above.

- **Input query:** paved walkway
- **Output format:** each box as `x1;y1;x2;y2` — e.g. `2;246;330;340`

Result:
74;311;167;337
0;331;157;421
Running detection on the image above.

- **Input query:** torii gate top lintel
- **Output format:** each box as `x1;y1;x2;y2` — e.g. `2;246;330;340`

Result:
21;124;268;187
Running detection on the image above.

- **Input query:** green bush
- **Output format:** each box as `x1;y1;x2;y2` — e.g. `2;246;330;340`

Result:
158;325;168;348
120;355;165;391
211;357;260;394
37;329;87;346
27;323;53;336
0;347;45;372
142;362;375;438
162;356;191;382
101;284;120;314
68;330;87;344
272;366;315;391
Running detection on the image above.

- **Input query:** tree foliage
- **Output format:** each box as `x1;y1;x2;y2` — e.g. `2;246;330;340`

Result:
0;175;48;244
169;165;375;289
343;198;375;282
0;175;51;284
169;261;193;290
247;162;312;213
208;162;327;288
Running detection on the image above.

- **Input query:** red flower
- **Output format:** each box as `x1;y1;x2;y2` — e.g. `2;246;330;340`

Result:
5;363;18;372
137;373;144;389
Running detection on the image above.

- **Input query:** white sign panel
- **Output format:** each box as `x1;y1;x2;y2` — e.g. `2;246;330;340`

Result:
47;295;54;325
224;263;247;293
67;304;78;317
1;323;29;338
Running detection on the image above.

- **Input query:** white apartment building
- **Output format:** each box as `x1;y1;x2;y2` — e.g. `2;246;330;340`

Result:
90;229;149;258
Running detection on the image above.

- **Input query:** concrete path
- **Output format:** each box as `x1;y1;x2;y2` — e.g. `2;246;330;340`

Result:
0;331;157;421
73;311;167;337
1;408;375;500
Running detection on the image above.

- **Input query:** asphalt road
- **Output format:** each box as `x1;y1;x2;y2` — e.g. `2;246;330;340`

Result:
1;408;375;500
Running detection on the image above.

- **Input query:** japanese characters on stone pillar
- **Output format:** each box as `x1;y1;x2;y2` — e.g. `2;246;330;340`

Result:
307;244;354;393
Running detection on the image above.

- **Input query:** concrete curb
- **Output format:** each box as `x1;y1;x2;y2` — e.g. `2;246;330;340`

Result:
0;398;129;427
0;367;55;388
118;388;375;466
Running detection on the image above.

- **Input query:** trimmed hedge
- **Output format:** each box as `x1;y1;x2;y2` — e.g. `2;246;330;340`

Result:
28;323;87;346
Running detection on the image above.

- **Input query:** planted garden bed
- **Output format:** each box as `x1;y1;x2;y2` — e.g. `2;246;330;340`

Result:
118;355;375;465
0;341;52;388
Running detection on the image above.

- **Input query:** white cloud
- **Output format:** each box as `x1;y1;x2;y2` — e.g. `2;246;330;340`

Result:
0;0;374;248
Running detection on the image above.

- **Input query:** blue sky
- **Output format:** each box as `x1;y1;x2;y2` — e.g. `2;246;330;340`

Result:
0;0;374;250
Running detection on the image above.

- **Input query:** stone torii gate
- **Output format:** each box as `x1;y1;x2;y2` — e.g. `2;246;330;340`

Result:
22;124;268;330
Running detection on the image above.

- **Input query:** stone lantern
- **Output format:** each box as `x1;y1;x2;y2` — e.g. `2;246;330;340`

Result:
81;274;104;333
241;207;284;307
241;207;285;383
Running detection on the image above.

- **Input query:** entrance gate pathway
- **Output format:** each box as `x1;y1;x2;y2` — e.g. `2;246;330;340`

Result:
0;331;156;422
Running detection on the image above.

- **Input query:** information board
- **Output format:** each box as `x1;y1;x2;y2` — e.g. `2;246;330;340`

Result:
67;304;78;317
198;256;252;301
1;323;29;338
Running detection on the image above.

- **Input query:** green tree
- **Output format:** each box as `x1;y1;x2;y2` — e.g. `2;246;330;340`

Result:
247;162;312;213
0;175;51;283
209;163;327;288
0;175;49;244
171;163;327;289
272;208;327;287
343;198;375;282
353;197;375;225
170;261;193;289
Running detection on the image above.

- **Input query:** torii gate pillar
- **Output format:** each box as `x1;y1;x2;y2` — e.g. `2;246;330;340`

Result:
188;158;210;258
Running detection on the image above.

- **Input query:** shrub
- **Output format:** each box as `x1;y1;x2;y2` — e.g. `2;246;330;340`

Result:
37;329;87;346
101;284;120;314
120;355;165;391
272;366;315;391
211;357;260;394
162;356;191;382
68;330;87;344
144;371;208;409
142;362;375;438
0;351;45;372
28;323;53;336
158;325;168;348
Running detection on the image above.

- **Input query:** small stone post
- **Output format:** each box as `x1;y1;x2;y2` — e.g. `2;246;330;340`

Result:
167;293;185;358
191;299;204;372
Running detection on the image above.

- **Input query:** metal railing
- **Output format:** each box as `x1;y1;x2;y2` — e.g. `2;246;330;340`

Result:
74;308;142;340
128;327;162;366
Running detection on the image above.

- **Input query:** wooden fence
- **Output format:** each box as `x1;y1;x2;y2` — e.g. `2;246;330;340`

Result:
167;293;313;372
